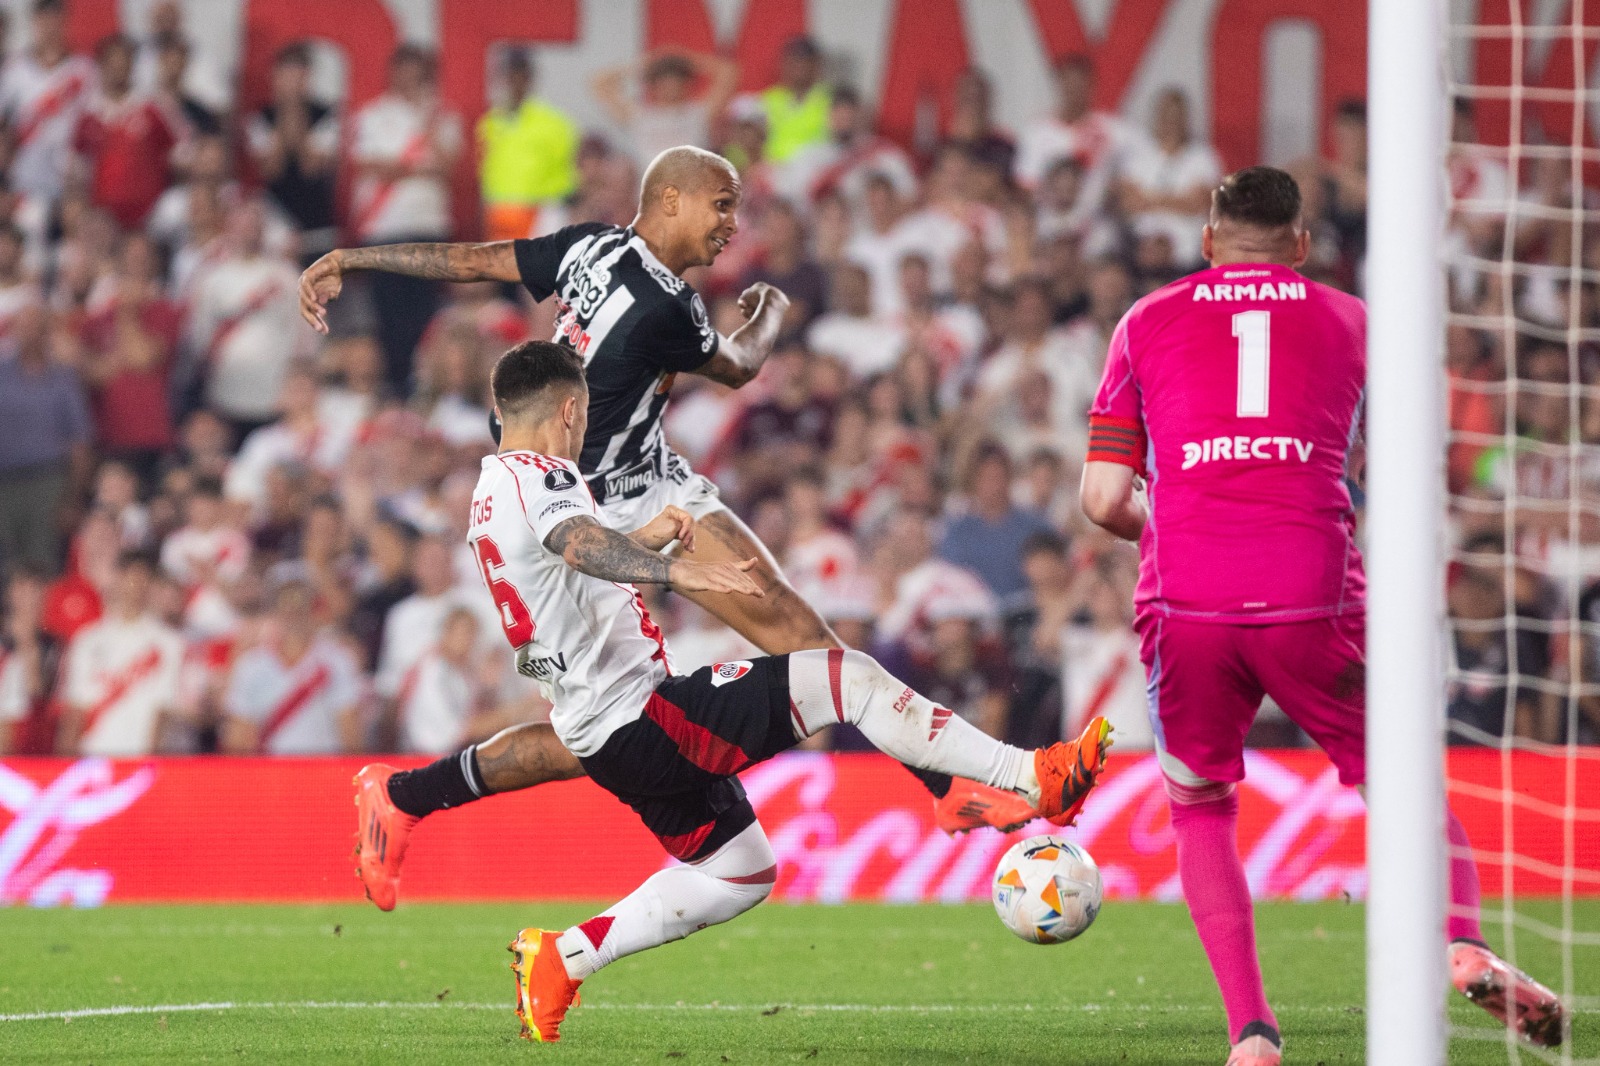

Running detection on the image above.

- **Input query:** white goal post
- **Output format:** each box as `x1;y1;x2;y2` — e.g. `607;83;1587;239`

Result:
1366;0;1450;1062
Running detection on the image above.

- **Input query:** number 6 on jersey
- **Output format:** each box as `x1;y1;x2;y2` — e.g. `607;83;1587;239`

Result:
474;534;536;646
1234;310;1270;418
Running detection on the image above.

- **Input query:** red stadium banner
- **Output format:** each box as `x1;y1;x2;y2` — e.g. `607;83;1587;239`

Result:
0;749;1593;906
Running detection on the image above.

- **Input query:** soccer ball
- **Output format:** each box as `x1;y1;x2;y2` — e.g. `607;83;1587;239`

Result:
991;834;1103;944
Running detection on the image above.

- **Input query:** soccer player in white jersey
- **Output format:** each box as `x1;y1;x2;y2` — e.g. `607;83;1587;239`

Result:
398;339;1111;1042
302;147;1035;914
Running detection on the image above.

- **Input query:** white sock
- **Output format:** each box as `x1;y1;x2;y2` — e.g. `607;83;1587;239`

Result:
554;822;776;980
788;648;1034;796
1014;755;1040;805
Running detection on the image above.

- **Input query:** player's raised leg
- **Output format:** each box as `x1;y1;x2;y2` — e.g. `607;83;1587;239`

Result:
784;648;1112;825
354;725;584;909
675;507;1039;833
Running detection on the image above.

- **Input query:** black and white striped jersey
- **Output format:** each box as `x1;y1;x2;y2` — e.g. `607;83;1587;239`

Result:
512;223;719;505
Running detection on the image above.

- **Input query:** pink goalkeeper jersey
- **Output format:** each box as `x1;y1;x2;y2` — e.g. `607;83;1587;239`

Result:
1087;263;1366;622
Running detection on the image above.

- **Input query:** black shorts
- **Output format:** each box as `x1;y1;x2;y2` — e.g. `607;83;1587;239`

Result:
579;655;799;862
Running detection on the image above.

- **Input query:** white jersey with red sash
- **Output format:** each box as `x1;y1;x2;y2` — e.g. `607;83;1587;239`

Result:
348;93;462;242
159;524;251;636
1061;624;1150;749
62;614;184;756
396;651;476;754
224;635;361;755
159;524;252;587
189;255;303;421
0;53;94;199
782;529;863;609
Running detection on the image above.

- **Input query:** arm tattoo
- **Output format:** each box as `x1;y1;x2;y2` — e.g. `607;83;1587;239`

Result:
545;516;673;585
338;241;516;282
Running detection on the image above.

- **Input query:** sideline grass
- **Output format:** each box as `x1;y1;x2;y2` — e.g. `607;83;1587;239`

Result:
3;900;1594;1064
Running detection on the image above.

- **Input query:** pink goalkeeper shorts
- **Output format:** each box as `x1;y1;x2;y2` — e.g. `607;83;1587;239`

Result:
1136;611;1367;786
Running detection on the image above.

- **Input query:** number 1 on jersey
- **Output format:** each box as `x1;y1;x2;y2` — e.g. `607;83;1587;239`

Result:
1233;310;1271;418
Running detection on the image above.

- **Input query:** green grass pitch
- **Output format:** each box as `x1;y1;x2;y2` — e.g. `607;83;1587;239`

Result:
3;900;1595;1064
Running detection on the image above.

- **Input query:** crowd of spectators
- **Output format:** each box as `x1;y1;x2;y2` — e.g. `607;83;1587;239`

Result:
1440;97;1600;748
0;2;1582;760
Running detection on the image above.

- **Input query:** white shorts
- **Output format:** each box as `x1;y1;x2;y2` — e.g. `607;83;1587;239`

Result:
596;457;727;534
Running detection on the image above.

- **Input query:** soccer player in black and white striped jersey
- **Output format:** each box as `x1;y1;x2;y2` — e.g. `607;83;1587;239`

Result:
300;147;1039;909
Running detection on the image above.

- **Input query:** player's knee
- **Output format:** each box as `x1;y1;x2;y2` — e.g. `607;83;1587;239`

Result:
1163;774;1236;806
722;875;775;909
698;824;777;908
716;852;776;911
689;870;771;929
1156;744;1215;789
1154;727;1237;807
838;647;878;675
837;648;896;724
789;648;903;734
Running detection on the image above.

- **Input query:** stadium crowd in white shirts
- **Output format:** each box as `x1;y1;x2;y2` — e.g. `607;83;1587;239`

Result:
0;4;1589;758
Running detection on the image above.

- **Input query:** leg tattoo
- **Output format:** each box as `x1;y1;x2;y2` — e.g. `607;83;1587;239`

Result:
475;723;587;793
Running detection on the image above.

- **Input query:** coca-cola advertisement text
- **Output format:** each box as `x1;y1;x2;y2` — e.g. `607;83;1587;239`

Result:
0;749;1592;906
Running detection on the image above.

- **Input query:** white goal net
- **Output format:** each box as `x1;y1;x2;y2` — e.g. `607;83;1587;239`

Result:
1441;0;1600;1060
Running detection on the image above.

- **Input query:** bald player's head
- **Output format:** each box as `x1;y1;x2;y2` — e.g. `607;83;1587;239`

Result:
632;146;743;273
639;146;738;212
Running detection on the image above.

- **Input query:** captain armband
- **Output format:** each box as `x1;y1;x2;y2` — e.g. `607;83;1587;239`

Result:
1086;415;1148;476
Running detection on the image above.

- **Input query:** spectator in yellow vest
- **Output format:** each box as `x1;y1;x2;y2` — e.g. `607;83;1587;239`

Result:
476;49;578;241
758;36;831;164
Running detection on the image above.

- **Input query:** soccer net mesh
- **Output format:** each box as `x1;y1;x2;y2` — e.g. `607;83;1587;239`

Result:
1443;0;1600;1058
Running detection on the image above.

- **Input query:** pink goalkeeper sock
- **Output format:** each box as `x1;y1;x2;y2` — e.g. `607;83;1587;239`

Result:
1446;806;1485;943
1168;781;1277;1043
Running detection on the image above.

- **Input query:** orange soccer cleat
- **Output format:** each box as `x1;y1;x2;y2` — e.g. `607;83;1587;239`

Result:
933;778;1040;835
1450;939;1565;1047
352;764;418;912
1033;716;1114;826
509;928;583;1042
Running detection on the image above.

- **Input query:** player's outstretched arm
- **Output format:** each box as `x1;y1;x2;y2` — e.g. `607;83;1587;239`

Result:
1080;460;1149;542
546;515;762;596
693;282;790;388
298;242;521;333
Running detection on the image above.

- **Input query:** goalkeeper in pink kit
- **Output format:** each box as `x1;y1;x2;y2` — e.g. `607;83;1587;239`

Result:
1079;167;1564;1065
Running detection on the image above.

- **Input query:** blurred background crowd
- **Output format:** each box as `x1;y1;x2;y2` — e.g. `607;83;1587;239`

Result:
0;0;1590;759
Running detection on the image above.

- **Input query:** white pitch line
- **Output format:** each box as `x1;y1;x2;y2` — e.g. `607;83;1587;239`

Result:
0;1001;491;1022
0;1000;1384;1023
